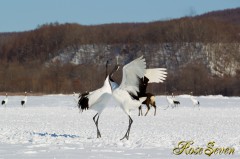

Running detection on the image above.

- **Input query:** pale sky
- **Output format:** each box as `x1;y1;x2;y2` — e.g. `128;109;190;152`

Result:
0;0;239;32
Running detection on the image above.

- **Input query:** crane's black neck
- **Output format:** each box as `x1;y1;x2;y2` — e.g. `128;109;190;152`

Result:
105;60;109;79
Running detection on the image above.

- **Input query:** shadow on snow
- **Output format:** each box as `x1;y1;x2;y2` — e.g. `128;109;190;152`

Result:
32;132;80;138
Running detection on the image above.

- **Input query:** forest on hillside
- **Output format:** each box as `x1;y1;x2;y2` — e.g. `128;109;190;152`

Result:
0;8;239;95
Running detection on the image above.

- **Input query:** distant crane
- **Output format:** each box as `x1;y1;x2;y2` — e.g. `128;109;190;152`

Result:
190;92;200;109
172;93;180;107
21;92;27;107
1;93;8;107
165;95;175;109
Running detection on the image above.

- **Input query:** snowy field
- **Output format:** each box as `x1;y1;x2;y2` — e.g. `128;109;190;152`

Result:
0;94;240;159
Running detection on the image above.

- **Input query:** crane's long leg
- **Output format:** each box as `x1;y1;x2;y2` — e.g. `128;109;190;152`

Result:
120;115;133;140
138;106;143;116
93;113;101;138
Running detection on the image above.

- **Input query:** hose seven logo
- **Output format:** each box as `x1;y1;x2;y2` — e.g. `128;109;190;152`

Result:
173;141;235;156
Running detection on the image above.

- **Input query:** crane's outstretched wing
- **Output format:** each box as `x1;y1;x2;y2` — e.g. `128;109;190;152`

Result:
145;68;167;83
137;68;167;96
118;56;146;96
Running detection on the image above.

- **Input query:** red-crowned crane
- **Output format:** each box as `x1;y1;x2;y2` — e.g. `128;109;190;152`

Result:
172;93;180;107
190;92;200;109
1;93;8;107
166;95;175;109
21;92;27;107
111;56;167;140
78;61;119;138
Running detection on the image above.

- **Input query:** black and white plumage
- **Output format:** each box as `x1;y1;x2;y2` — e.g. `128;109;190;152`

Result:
172;93;180;107
21;92;27;107
166;95;175;109
111;56;167;140
78;76;112;138
173;100;180;106
78;91;90;111
190;92;200;109
164;93;181;109
109;60;167;117
1;93;8;107
78;61;119;138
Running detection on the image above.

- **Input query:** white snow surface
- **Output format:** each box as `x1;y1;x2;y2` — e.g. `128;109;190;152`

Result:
0;95;240;159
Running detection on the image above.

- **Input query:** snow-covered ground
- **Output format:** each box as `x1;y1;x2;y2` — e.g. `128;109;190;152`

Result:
0;94;240;159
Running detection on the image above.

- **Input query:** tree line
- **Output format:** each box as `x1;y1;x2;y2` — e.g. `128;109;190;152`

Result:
1;13;239;64
0;60;239;96
0;8;239;95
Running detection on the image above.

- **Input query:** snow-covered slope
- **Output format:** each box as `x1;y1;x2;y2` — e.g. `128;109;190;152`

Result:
47;43;240;76
0;95;240;159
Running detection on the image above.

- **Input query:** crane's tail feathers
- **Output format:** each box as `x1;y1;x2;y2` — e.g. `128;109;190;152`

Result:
78;92;89;111
145;68;167;83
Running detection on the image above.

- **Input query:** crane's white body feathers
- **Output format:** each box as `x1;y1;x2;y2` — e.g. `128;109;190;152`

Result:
2;96;8;106
89;93;112;113
113;89;146;115
191;96;199;106
145;68;167;83
21;94;27;106
166;96;174;105
22;96;27;102
4;98;8;104
113;56;155;116
164;96;177;109
87;76;112;114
